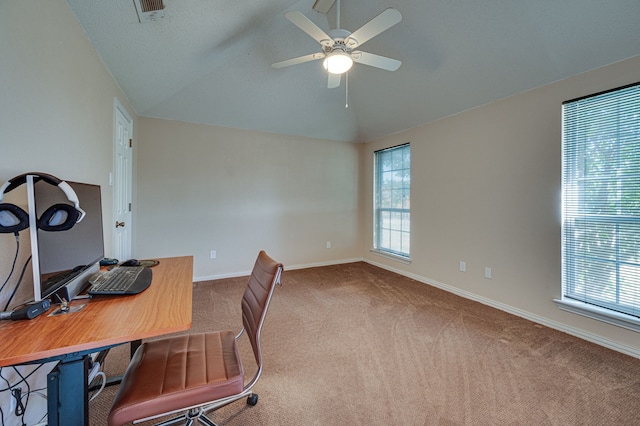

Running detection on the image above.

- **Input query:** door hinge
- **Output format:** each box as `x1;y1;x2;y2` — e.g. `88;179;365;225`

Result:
129;203;132;212
129;138;133;148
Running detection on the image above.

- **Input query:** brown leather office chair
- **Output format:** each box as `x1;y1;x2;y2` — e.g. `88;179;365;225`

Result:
108;251;283;426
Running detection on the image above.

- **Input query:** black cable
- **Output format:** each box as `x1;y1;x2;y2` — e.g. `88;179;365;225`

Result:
2;255;32;312
0;364;47;425
36;412;47;426
11;388;25;416
0;367;11;393
0;233;20;295
11;367;29;426
0;365;44;393
0;232;48;423
17;364;44;384
0;368;10;426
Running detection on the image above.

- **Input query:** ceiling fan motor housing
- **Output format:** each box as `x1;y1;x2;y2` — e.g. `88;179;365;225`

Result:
323;29;355;57
330;29;354;44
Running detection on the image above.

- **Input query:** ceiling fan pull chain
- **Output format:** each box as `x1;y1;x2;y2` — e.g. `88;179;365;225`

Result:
272;2;402;92
345;71;349;108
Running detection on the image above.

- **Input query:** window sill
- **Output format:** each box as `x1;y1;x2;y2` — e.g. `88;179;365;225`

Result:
370;249;411;264
554;298;640;333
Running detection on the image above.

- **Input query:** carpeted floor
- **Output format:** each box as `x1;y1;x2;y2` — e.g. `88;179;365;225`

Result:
89;262;640;425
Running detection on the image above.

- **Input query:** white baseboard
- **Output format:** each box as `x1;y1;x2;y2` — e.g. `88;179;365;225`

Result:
194;271;253;282
193;257;364;282
363;258;640;360
197;256;640;359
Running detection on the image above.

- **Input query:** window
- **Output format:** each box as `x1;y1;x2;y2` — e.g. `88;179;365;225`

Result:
374;143;410;259
559;82;640;330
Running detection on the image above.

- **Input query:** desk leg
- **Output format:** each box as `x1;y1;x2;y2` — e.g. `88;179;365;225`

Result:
47;356;89;426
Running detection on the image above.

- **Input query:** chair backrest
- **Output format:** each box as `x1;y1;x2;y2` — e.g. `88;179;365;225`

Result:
241;251;283;367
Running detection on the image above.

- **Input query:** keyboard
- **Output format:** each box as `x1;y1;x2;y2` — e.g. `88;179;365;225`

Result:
87;266;152;296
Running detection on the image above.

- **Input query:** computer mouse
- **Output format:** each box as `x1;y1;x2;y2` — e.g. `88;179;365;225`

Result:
120;259;140;267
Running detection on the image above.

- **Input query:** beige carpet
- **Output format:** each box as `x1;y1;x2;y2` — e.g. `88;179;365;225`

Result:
89;262;640;425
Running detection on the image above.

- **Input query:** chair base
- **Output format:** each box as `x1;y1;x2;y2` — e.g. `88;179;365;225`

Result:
155;407;218;426
153;394;259;426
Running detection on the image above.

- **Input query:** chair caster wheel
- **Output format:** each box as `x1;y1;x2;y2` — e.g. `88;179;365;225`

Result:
247;394;259;406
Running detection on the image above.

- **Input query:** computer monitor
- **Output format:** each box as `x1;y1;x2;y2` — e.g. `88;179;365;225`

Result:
27;177;104;302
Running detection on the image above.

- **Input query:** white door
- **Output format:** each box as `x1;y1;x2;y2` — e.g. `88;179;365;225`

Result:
113;98;133;260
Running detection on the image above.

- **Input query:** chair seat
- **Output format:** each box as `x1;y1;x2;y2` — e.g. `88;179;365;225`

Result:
108;331;244;426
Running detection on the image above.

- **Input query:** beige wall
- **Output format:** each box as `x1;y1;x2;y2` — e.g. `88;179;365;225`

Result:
0;0;137;272
361;55;640;356
0;2;136;423
0;0;136;305
1;0;640;423
135;118;362;279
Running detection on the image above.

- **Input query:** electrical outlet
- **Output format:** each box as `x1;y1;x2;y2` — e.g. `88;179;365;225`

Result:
485;267;492;279
210;250;216;259
326;241;331;249
459;261;466;272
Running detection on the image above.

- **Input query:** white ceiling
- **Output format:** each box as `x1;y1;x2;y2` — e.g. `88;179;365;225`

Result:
65;0;640;143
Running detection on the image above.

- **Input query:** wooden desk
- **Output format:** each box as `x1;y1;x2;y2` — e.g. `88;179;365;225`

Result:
0;256;193;425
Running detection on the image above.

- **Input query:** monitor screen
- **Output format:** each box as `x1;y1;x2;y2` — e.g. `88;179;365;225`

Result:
28;178;104;301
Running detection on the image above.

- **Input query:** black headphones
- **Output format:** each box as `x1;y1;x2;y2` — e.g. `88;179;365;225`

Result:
0;172;85;234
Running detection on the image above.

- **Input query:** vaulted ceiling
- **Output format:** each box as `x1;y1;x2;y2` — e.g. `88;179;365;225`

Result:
65;0;640;142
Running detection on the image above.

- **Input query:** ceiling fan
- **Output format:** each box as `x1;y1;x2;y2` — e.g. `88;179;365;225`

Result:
272;0;402;88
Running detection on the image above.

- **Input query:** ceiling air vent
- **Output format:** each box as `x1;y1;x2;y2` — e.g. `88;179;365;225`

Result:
312;0;336;14
133;0;165;23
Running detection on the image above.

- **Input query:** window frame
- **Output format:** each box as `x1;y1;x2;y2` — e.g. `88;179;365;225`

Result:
373;143;411;261
556;81;640;332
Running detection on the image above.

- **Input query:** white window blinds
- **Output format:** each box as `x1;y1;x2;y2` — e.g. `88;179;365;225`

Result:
374;143;410;258
562;82;640;321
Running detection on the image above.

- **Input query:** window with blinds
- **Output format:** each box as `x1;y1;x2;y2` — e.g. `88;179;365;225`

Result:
374;143;410;259
560;82;640;328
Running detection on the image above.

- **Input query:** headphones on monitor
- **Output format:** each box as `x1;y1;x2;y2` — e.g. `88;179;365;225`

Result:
0;172;86;234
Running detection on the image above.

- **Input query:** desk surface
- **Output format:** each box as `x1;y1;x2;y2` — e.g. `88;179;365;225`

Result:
0;256;193;367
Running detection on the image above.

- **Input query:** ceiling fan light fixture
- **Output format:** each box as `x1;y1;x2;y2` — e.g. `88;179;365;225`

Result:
323;51;353;74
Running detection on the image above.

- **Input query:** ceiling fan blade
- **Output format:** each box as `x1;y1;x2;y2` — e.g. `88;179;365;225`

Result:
272;52;325;69
328;73;341;88
352;51;401;71
284;11;334;47
345;8;402;48
313;0;336;14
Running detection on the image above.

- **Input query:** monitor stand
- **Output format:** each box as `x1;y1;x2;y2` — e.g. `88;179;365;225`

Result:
50;263;99;303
